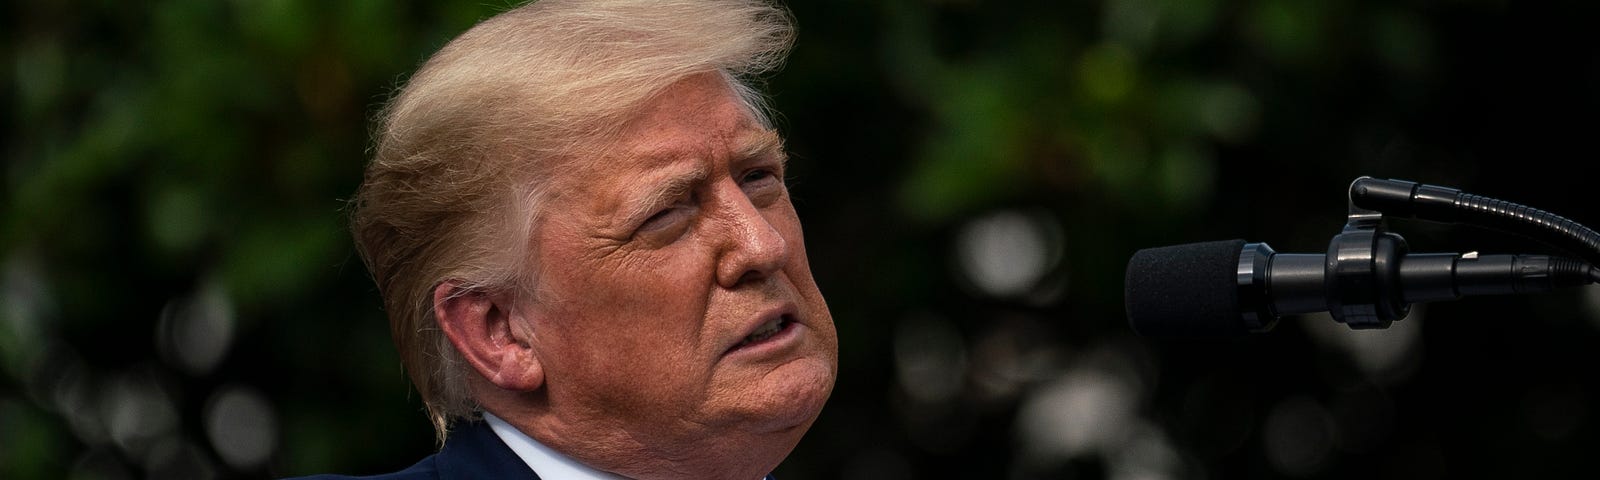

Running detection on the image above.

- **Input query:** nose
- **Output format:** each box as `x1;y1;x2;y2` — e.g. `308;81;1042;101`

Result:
714;186;790;288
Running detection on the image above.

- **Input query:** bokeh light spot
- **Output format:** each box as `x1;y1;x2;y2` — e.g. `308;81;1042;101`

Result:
39;347;106;445
204;384;279;470
956;209;1063;299
1016;367;1140;466
100;369;180;457
1107;422;1185;480
156;279;236;376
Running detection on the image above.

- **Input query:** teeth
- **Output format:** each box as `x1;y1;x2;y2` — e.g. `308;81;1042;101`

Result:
740;318;784;346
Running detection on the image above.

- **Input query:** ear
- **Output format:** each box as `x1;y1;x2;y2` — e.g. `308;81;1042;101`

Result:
433;282;545;392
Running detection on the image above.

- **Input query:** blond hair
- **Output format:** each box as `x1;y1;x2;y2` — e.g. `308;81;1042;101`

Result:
348;0;794;442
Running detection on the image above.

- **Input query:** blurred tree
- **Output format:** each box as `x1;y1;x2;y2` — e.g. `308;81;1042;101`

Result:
4;0;1598;479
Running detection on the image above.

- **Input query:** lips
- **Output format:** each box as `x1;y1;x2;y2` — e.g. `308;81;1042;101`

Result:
733;315;791;348
725;304;800;355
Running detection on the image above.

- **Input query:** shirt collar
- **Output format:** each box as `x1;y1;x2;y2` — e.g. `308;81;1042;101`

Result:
482;411;629;480
481;411;776;480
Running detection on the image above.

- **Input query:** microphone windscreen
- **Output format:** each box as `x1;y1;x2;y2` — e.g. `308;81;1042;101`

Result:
1125;239;1247;337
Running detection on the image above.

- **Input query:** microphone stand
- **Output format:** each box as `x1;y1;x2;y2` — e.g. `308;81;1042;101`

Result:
1301;177;1600;330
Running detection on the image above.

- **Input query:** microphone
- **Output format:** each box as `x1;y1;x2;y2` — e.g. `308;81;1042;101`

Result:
1124;239;1596;337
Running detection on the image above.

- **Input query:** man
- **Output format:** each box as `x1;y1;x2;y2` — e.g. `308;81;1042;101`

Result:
295;1;838;478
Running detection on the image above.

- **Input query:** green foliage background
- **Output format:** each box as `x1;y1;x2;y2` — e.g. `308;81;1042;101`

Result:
5;0;1599;478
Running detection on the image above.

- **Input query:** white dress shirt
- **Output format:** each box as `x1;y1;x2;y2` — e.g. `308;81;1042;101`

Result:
482;411;772;480
483;412;628;480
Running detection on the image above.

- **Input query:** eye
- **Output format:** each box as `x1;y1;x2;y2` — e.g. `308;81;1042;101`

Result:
740;168;783;190
637;206;690;235
742;169;775;182
740;166;785;205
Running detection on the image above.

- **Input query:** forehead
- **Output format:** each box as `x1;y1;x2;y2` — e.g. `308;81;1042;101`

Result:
617;74;762;160
565;74;771;177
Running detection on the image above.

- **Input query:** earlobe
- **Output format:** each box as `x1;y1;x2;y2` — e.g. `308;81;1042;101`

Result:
433;282;545;392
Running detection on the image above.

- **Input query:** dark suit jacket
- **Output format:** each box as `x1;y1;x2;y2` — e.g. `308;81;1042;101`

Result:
284;420;540;480
285;420;780;480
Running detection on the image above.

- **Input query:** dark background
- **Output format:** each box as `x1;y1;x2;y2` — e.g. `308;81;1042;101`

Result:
4;0;1599;478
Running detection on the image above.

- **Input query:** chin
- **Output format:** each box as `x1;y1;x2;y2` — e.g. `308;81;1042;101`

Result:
745;355;836;434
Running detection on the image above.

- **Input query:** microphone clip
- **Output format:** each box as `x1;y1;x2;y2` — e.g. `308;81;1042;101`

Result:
1325;183;1410;329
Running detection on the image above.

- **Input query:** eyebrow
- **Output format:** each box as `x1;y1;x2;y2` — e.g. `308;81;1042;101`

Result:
732;129;788;167
621;166;709;227
616;128;787;229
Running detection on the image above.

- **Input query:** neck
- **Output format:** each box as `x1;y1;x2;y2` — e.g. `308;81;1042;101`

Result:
479;401;801;480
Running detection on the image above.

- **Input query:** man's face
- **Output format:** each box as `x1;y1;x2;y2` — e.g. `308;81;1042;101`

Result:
521;73;837;462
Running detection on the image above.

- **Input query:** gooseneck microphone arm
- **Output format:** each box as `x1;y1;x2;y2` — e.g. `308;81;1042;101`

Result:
1349;177;1600;267
1124;177;1599;337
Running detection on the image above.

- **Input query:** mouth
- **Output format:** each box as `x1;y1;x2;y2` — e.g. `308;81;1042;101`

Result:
725;312;800;356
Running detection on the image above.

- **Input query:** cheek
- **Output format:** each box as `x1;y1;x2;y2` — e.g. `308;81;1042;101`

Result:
535;245;721;395
550;268;710;354
534;291;718;417
577;254;714;331
537;225;710;318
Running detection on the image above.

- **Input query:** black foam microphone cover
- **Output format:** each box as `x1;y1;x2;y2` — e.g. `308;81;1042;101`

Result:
1125;239;1248;337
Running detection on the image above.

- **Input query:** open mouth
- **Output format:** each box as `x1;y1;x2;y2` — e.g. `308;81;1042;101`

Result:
730;315;796;352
